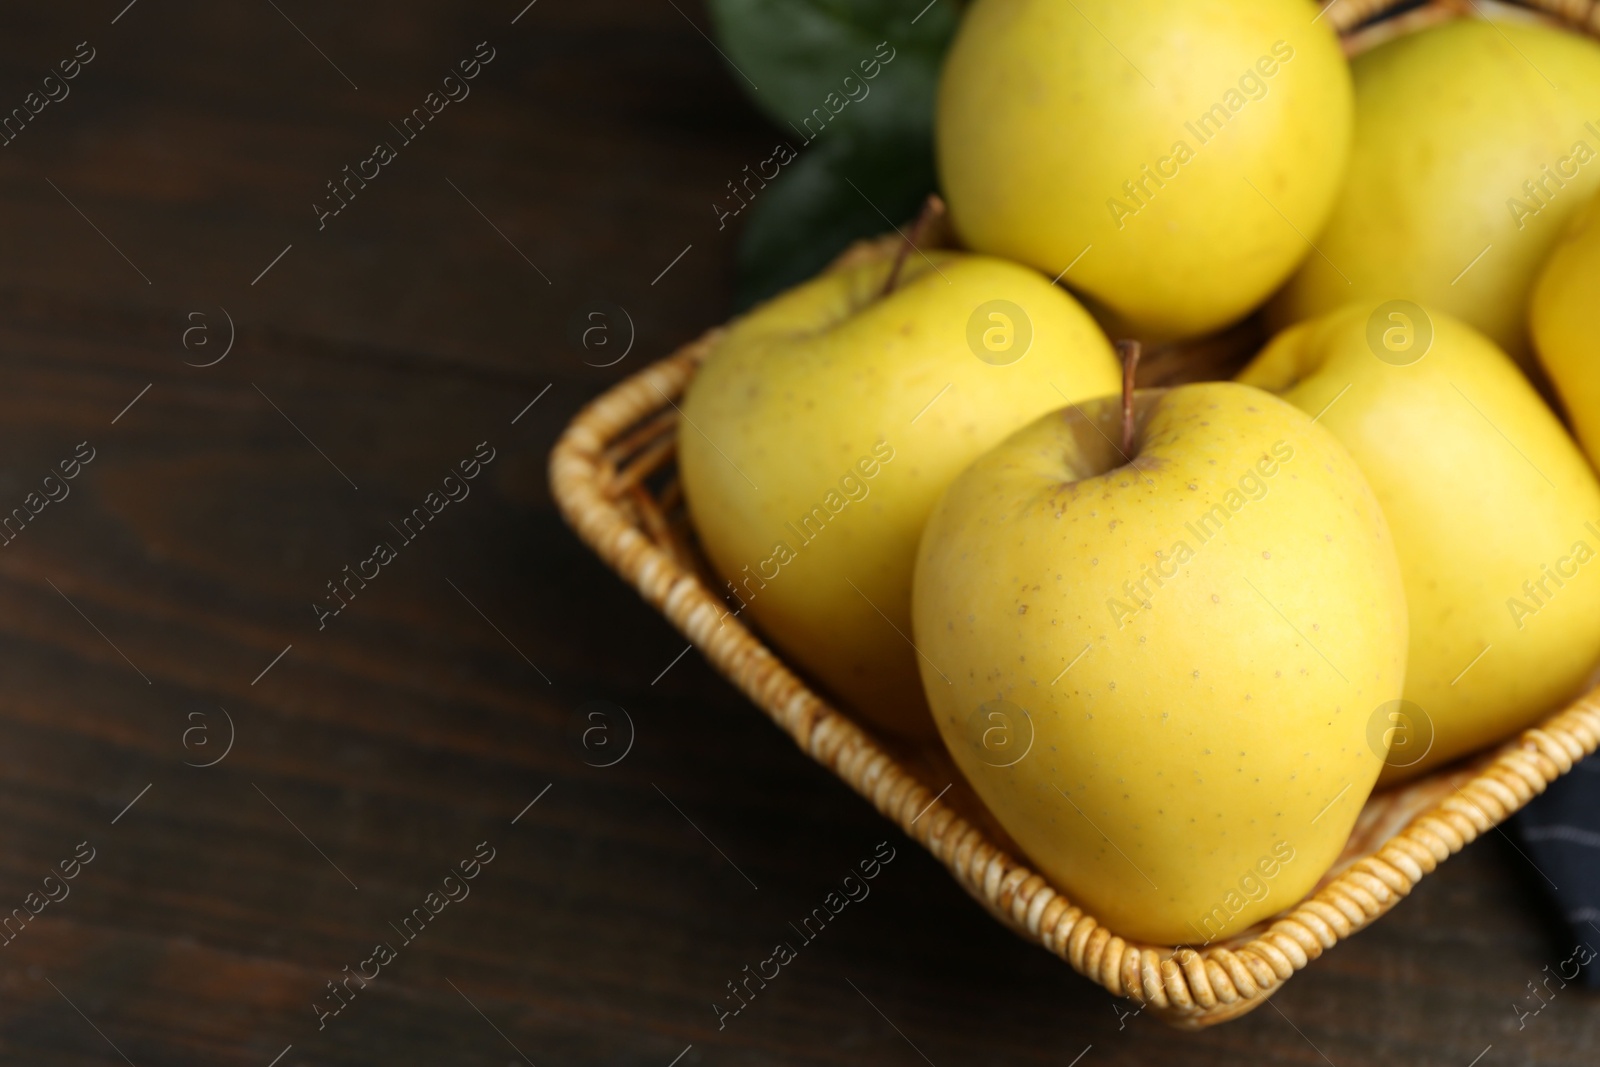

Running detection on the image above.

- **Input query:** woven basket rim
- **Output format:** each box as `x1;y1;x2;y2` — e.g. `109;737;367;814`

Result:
549;336;1600;1027
1328;0;1600;41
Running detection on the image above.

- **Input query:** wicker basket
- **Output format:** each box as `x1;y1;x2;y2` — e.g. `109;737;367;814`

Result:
550;0;1600;1027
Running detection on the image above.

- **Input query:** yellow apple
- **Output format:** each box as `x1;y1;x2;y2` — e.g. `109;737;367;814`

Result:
1531;189;1600;465
936;0;1352;342
1273;16;1600;364
1240;302;1600;784
912;382;1406;944
679;245;1121;739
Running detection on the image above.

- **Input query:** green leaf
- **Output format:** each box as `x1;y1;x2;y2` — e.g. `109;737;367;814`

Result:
706;0;962;140
707;1;962;309
732;129;935;311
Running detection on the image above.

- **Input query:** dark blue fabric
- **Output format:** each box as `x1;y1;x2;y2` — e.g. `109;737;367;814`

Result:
1512;752;1600;988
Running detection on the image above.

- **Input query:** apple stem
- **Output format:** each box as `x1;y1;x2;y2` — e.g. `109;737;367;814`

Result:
882;194;947;297
1117;339;1141;456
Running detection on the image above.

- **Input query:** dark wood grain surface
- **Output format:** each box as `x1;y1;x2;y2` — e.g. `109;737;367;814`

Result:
0;2;1591;1064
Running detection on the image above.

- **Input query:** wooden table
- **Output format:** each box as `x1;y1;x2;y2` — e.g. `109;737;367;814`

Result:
0;1;1591;1063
